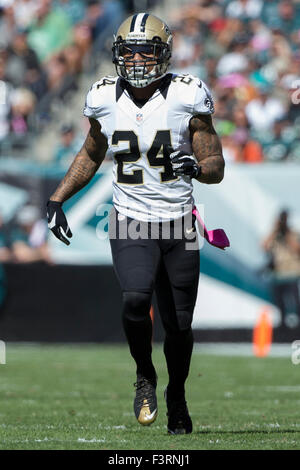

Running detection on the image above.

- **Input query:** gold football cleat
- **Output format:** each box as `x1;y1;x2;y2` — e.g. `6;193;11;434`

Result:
137;398;158;425
134;376;158;426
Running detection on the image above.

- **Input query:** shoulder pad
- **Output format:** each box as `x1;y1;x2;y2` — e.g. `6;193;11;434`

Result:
193;78;214;115
170;73;214;115
83;76;117;119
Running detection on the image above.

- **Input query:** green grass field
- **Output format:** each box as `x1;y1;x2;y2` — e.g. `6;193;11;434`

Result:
0;343;300;450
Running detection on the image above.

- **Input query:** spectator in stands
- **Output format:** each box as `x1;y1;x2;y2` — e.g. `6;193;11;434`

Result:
170;0;222;27
85;0;105;41
0;213;11;262
12;0;40;30
72;21;92;58
216;32;251;76
1;28;48;102
85;0;124;41
262;208;300;274
5;29;41;88
241;139;264;163
11;205;52;264
0;4;16;49
62;42;83;76
46;53;77;99
27;0;72;62
275;1;300;36
245;85;286;131
261;117;293;162
10;87;36;143
262;31;292;82
224;105;262;163
262;209;300;327
53;123;82;165
225;0;263;22
260;0;281;29
209;17;245;55
231;105;250;135
171;18;203;75
220;133;243;164
54;0;86;26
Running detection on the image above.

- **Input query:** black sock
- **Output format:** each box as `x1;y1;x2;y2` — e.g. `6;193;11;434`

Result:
122;291;156;381
164;328;194;400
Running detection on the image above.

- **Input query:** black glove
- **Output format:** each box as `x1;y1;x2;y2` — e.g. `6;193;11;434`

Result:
47;200;72;246
169;149;201;178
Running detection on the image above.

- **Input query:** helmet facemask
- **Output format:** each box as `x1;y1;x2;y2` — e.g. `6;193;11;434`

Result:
112;39;172;88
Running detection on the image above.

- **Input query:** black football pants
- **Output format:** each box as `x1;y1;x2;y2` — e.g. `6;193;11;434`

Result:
109;208;200;398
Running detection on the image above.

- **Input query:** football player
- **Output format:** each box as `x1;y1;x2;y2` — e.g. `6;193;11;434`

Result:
47;13;225;434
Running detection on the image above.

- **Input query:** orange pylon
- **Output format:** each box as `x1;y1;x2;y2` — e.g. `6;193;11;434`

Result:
253;308;273;357
150;306;154;343
150;305;154;324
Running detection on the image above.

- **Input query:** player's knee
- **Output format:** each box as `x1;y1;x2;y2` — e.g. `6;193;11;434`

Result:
176;309;193;331
164;311;193;336
122;291;152;322
165;325;193;342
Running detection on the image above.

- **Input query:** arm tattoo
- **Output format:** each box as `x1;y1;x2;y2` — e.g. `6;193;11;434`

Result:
189;114;225;184
50;118;108;203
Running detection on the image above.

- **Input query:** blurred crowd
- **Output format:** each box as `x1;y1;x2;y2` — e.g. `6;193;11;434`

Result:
0;0;299;164
0;0;126;153
170;0;300;163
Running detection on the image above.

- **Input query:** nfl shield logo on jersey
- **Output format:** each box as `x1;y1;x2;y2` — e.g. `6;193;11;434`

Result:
136;113;143;123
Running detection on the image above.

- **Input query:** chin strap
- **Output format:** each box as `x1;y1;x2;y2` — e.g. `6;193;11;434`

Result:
192;206;230;250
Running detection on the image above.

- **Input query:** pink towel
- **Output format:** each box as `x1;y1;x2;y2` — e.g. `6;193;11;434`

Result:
192;206;230;250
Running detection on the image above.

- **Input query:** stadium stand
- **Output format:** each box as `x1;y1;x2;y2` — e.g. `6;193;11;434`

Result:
1;0;299;162
168;0;300;163
0;0;127;156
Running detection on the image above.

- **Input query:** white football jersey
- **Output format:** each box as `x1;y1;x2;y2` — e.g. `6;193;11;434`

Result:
83;73;214;222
